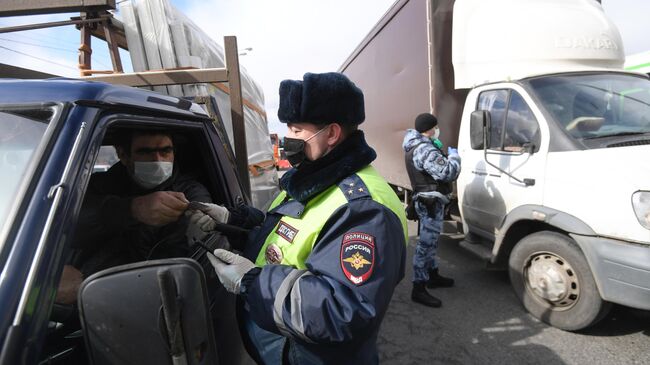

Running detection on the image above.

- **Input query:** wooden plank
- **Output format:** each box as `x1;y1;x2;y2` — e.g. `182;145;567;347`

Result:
78;19;92;77
82;68;228;87
90;17;128;50
0;0;115;16
102;19;123;72
224;35;250;198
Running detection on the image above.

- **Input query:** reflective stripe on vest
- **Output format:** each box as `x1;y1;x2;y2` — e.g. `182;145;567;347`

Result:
255;165;408;269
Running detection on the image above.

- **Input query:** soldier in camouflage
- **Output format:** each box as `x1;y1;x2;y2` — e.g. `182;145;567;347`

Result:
403;113;461;307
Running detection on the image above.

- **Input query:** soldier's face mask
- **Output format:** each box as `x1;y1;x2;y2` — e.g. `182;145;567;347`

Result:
433;127;440;140
133;161;173;189
283;126;328;167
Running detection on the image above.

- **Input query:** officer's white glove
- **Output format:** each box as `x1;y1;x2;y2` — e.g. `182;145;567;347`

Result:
197;203;230;231
185;210;210;244
207;249;256;294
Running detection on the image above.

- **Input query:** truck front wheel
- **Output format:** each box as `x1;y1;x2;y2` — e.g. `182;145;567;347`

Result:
508;231;611;331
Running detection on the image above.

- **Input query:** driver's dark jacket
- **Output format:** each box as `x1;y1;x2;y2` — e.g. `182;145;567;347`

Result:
71;162;211;276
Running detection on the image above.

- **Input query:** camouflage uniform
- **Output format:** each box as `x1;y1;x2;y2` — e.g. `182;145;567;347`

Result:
402;129;461;282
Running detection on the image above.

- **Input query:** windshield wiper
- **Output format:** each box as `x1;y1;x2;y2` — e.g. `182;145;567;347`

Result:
583;131;649;140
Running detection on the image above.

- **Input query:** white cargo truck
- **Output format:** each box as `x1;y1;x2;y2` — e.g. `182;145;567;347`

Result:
340;0;650;330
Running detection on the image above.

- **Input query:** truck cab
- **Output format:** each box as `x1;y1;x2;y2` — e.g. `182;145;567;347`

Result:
0;79;252;364
454;0;650;330
340;0;650;331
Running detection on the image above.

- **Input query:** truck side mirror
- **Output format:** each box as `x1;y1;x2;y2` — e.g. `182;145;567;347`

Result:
78;258;219;365
470;110;491;149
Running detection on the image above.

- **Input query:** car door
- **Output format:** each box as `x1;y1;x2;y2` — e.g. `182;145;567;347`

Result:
461;86;547;239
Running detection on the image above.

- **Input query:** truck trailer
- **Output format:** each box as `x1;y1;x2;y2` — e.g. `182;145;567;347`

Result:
340;0;650;330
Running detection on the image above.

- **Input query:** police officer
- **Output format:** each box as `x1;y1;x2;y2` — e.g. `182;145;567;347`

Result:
204;72;408;364
403;113;461;307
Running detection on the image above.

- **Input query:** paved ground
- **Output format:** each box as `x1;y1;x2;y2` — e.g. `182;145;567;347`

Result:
377;222;650;365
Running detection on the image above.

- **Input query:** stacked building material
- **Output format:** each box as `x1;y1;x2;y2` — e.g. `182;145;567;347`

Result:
118;0;278;209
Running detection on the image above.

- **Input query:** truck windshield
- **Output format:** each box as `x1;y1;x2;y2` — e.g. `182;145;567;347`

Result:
528;73;650;140
0;107;55;236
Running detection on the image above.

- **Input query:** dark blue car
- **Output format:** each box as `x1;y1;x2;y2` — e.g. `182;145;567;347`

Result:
0;79;253;364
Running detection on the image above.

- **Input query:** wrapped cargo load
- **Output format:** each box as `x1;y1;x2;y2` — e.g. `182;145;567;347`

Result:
118;0;278;209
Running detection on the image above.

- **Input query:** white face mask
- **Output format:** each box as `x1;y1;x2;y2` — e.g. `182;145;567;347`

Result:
133;161;173;189
433;128;440;140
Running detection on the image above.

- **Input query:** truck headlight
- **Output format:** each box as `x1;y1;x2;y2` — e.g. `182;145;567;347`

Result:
632;191;650;230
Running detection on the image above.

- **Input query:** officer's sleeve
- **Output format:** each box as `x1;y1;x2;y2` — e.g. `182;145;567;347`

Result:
413;143;460;182
243;199;406;344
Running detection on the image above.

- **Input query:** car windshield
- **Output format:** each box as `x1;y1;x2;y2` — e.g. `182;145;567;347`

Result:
527;73;650;139
0;106;56;237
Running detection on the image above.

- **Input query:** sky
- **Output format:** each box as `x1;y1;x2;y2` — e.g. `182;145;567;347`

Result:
1;0;649;136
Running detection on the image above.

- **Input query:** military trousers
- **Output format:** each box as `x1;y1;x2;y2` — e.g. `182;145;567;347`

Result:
413;198;444;282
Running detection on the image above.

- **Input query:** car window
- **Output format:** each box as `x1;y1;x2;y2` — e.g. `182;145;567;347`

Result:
0;106;56;237
94;146;119;172
504;91;541;152
44;121;241;363
477;89;509;150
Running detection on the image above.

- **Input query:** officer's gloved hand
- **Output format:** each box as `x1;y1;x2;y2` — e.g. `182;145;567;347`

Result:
185;210;210;244
207;249;256;294
198;203;231;228
447;146;459;156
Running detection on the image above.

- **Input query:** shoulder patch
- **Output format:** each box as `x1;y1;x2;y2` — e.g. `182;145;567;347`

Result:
275;220;298;243
340;232;375;285
265;243;283;264
338;174;371;202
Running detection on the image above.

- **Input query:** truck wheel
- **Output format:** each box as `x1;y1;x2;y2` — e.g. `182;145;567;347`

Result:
508;231;611;331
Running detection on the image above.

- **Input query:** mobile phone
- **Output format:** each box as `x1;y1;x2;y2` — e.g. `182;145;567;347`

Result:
187;201;209;211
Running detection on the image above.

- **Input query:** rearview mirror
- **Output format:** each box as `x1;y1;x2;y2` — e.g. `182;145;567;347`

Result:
470;110;491;149
78;258;218;365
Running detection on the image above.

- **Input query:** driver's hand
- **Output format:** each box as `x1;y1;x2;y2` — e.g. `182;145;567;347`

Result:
131;191;189;226
55;265;83;304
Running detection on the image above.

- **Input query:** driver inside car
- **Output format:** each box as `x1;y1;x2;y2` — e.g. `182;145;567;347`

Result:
59;128;262;305
66;129;229;289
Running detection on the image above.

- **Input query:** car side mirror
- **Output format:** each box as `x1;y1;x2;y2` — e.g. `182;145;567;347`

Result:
522;142;536;154
470;110;491;149
78;258;218;365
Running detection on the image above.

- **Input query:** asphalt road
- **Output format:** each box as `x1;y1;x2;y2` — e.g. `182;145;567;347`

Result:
378;222;650;365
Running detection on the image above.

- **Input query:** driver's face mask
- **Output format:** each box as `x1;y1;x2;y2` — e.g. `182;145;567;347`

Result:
133;161;173;189
283;126;328;168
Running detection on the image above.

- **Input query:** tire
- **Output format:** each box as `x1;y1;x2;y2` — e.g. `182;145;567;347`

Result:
508;231;612;331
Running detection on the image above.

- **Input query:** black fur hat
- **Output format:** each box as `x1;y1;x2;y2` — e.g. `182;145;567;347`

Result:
414;113;438;132
277;72;365;125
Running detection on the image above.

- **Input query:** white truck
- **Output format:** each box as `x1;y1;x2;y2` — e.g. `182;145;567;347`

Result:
340;0;650;330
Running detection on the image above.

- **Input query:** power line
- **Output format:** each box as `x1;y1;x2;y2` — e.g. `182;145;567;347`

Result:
0;36;77;53
10;29;80;47
0;45;77;71
0;36;118;71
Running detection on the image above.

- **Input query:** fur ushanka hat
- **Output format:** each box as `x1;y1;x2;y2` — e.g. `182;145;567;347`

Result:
277;72;365;126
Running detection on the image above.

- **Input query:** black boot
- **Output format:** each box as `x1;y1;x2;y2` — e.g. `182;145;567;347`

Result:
427;268;454;288
411;282;442;308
